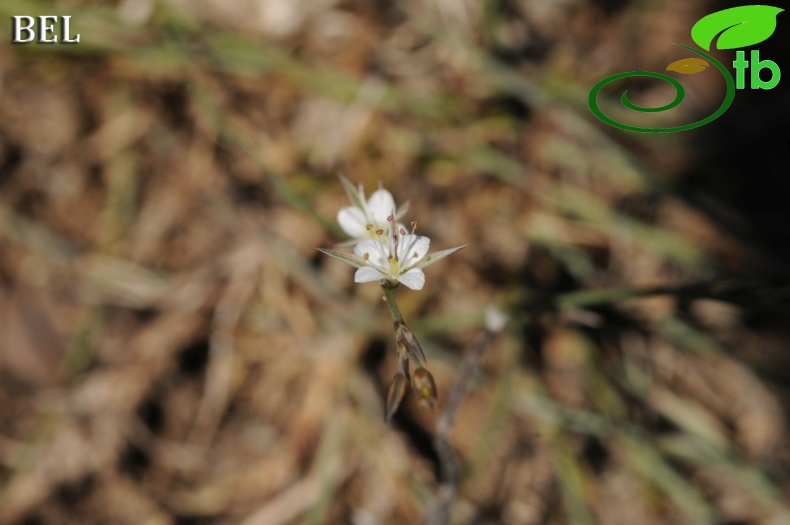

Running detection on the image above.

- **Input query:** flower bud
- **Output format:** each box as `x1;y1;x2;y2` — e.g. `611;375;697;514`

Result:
394;319;426;366
412;367;437;411
384;371;409;421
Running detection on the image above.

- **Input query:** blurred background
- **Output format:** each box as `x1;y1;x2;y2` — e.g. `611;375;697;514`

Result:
1;0;790;524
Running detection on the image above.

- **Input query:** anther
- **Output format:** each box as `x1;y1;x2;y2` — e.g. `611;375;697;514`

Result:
366;223;374;231
363;253;370;260
376;229;384;236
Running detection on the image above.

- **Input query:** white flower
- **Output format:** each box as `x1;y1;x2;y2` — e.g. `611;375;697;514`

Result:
353;228;431;290
319;222;465;291
320;176;465;290
336;176;408;242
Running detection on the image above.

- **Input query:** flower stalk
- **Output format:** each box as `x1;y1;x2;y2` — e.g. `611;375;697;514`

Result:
380;281;403;322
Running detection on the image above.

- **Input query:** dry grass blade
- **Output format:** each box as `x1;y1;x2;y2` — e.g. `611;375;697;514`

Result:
1;0;789;524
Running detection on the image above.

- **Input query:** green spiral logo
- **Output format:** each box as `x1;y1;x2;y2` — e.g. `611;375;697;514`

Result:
588;44;735;133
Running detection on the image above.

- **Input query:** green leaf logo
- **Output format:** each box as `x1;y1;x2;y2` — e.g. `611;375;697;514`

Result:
691;5;783;51
667;57;710;74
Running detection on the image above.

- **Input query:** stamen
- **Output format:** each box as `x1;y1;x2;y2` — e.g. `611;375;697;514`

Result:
366;224;374;231
412;251;418;258
372;237;390;272
390;230;397;260
400;227;406;236
387;214;394;222
375;229;384;236
363;253;370;260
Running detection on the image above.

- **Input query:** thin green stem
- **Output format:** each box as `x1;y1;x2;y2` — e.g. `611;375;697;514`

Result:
380;282;403;322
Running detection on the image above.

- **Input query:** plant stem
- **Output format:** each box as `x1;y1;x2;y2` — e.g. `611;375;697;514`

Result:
424;312;506;525
380;282;403;322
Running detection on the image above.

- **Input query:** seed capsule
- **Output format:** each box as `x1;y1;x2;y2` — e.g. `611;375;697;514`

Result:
384;371;409;421
412;367;437;411
394;319;426;366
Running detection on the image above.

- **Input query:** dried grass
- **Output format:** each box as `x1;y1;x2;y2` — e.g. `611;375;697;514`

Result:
1;1;789;524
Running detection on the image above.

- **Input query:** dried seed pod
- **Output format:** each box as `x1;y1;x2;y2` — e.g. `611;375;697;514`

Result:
394;319;426;366
412;366;437;410
385;371;409;421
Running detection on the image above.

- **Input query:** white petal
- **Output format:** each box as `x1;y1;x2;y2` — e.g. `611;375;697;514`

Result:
338;207;368;238
355;266;387;283
411;235;431;258
397;269;425;290
354;239;388;266
399;234;430;264
367;189;396;227
354;239;377;256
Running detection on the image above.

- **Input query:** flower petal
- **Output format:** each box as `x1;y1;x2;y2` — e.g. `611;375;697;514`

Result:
338;207;369;238
397;269;425;290
354;239;388;266
367;189;396;226
354;239;377;256
355;266;387;283
401;234;430;260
